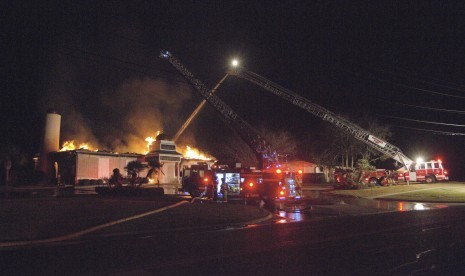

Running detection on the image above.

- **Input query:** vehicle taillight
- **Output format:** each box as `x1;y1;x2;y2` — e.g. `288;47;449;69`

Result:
444;170;448;175
276;169;282;174
203;178;209;183
248;182;254;187
298;169;303;174
279;190;285;196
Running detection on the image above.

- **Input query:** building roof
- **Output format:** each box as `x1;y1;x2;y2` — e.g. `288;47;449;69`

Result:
52;149;143;158
146;149;183;156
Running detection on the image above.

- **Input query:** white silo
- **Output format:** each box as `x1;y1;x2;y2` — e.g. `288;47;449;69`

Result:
39;109;61;176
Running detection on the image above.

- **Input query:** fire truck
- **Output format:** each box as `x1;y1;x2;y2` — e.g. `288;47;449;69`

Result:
360;159;448;185
396;159;448;183
161;50;448;190
361;169;395;186
180;163;297;207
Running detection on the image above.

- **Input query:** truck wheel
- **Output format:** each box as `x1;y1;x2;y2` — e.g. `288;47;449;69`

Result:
369;178;379;186
425;176;434;184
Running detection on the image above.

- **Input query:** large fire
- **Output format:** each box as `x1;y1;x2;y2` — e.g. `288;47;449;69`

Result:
183;145;213;160
60;140;97;152
60;131;214;161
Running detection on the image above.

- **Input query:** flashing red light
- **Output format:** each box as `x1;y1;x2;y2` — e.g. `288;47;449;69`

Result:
248;182;254;187
276;169;282;174
203;178;209;182
444;171;448;175
279;190;285;196
437;159;442;163
298;169;303;174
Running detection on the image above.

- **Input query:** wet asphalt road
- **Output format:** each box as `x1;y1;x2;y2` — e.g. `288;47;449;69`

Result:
2;205;465;275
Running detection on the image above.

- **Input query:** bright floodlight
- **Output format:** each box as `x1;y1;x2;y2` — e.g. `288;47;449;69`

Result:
416;157;424;164
231;59;239;67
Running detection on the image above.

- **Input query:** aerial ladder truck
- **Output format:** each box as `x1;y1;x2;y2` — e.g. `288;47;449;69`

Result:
227;66;448;184
160;51;298;204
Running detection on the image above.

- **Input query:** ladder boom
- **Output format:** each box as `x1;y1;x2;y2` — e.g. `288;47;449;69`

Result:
229;68;414;168
160;51;278;167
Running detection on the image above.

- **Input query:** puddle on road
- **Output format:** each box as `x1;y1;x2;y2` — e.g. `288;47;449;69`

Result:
277;210;305;222
276;190;451;222
340;197;450;212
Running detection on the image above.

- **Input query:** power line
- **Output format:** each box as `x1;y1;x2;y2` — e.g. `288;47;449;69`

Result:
345;69;465;99
375;99;465;115
381;115;465;128
394;125;465;136
351;63;465;94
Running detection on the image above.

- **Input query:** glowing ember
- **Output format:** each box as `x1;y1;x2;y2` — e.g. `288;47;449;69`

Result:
183;145;213;160
60;140;97;151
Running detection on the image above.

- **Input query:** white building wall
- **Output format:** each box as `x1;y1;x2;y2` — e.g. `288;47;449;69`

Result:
77;153;138;180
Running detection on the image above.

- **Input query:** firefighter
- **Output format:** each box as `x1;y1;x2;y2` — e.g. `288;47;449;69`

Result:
257;178;278;212
213;175;218;201
220;177;228;202
189;172;201;197
386;170;395;186
109;168;123;188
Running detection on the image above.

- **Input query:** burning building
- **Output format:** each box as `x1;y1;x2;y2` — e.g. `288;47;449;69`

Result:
145;133;183;194
51;150;142;185
40;109;216;194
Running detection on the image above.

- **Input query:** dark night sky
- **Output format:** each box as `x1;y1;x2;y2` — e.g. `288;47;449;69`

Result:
2;1;465;179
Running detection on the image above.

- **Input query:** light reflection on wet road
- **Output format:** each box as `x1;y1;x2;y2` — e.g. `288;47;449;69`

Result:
276;193;453;222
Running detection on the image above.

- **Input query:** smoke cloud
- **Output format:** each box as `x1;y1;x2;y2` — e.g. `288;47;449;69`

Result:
41;50;193;153
101;77;192;153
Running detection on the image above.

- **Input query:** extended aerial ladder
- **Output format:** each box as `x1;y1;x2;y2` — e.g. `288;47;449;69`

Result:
172;73;229;143
227;68;414;170
160;50;279;169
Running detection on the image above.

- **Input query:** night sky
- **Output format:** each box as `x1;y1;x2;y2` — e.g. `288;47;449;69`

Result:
3;1;465;179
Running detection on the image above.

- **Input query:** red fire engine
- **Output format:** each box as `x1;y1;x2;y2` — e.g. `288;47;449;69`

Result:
360;159;448;185
396;159;448;183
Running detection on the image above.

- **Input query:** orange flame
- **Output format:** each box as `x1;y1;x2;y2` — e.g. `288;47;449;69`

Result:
183;145;214;160
60;141;97;152
144;131;161;154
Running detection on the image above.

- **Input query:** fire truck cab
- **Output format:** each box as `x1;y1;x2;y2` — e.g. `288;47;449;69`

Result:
397;160;448;183
180;164;215;197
